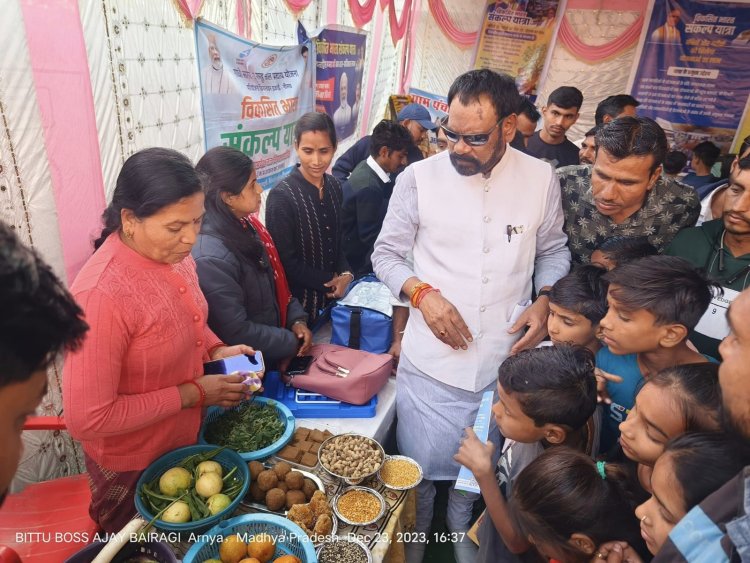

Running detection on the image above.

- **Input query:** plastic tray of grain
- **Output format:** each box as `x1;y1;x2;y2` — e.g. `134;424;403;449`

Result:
377;455;423;490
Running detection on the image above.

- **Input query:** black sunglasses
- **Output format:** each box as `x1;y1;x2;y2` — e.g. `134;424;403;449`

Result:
441;118;505;147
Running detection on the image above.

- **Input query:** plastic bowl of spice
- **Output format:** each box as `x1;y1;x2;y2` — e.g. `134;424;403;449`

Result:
332;487;386;526
377;455;423;490
317;535;372;563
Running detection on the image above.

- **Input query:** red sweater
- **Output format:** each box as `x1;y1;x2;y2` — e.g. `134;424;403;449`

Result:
63;234;222;471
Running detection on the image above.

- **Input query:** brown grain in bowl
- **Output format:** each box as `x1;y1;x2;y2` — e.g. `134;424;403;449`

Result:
336;489;381;523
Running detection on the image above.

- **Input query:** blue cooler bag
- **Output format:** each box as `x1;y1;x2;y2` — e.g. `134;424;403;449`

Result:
330;274;393;353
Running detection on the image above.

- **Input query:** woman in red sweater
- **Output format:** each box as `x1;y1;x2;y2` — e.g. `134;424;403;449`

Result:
63;148;256;533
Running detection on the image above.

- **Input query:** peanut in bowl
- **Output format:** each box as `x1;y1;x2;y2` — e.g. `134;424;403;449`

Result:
331;487;386;526
318;433;385;485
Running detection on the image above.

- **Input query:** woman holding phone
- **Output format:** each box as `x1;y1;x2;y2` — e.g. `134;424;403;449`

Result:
64;148;256;533
193;146;312;368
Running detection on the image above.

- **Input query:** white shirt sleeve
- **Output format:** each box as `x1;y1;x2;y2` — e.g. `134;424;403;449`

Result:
372;165;419;301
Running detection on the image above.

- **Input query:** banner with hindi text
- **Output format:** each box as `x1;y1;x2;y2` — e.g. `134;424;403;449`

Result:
630;0;750;155
312;26;367;142
196;19;314;189
473;0;561;96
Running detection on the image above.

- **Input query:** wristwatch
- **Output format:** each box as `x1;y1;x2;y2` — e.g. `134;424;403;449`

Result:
537;289;551;298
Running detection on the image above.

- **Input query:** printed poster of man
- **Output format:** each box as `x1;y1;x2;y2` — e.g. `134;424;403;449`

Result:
195;19;314;189
313;26;367;141
630;0;750;154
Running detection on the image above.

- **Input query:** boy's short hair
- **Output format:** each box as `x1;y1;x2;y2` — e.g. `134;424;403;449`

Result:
369;119;413;158
595;116;668;174
498;345;597;430
518;97;541;123
604;255;716;331
549;265;608;324
547;86;583;111
595;235;658;266
594;94;640;125
585;124;602;138
692;141;721;168
0;222;88;387
663;150;688;175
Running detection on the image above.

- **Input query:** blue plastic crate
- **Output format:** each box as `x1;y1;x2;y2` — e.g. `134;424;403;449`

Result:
262;371;377;418
182;513;317;563
198;397;295;461
134;445;249;534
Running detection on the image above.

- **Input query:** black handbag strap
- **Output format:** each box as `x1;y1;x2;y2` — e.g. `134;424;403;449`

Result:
349;307;362;350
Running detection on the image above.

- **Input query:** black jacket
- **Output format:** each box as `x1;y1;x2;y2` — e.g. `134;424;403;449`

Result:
265;167;350;323
341;159;393;276
192;219;307;365
332;135;424;182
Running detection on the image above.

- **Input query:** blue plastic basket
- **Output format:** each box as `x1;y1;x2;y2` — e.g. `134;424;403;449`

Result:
134;445;250;534
182;513;318;563
198;397;295;461
64;541;177;563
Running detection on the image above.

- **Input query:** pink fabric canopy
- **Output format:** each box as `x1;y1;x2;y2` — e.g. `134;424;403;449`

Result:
557;11;644;62
427;0;479;49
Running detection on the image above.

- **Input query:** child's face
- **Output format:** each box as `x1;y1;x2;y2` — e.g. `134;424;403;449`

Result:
492;383;547;443
547;302;598;350
618;383;684;465
599;288;663;355
635;453;686;555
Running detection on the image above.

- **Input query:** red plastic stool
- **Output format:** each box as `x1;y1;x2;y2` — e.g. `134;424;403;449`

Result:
0;417;99;563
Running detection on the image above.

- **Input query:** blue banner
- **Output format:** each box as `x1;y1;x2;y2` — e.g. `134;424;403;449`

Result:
310;26;367;142
631;1;750;153
196;19;314;189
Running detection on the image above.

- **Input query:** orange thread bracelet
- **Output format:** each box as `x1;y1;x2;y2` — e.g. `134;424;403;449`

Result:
415;287;440;308
409;282;430;306
186;380;206;408
411;285;434;308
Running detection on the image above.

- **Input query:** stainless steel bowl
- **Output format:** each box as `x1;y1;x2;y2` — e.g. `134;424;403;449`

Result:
240;464;325;515
331;486;386;527
377;455;424;491
316;534;373;563
318;433;385;485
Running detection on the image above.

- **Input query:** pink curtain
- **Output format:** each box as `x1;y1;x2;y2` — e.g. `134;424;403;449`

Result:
557;11;644;62
237;0;252;38
399;0;422;93
285;0;314;13
389;0;413;44
427;0;479;49
348;0;378;27
173;0;204;19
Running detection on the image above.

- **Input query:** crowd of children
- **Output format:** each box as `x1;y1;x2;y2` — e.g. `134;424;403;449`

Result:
451;238;749;562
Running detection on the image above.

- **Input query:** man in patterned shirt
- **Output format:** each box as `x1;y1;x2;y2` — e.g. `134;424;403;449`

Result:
558;116;700;263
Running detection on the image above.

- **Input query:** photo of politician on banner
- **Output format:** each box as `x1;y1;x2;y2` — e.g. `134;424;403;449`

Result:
312;25;367;142
196;19;314;189
629;0;750;154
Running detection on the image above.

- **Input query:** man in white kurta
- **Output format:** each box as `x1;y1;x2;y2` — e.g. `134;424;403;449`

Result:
372;69;570;563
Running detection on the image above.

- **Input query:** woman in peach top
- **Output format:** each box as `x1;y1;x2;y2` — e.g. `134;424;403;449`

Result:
63;148;256;532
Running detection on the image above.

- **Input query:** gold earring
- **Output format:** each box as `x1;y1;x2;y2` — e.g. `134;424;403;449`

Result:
124;229;133;239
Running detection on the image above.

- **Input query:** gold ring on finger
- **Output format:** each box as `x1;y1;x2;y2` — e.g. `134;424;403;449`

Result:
439;330;447;337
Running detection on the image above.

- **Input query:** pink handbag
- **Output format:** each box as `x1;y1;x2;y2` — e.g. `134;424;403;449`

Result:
287;343;393;405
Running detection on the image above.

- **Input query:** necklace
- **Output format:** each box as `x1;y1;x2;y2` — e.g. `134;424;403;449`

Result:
713;230;750;288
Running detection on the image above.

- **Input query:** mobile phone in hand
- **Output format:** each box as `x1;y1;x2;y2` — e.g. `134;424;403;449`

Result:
203;351;264;378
